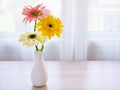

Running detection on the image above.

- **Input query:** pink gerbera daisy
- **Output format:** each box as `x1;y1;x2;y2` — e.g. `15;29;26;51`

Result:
22;4;50;24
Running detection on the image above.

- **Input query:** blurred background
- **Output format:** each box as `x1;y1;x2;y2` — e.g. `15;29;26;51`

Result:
0;0;120;61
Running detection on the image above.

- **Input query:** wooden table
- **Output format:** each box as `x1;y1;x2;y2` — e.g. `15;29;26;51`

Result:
0;61;120;90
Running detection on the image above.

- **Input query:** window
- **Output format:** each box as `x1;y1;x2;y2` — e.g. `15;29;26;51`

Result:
87;0;120;60
0;0;15;32
88;0;120;32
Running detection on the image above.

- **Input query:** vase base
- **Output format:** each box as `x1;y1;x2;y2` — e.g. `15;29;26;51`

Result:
32;82;47;87
33;84;46;88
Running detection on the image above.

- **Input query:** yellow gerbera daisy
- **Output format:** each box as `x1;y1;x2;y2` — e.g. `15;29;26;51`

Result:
19;32;47;47
36;15;63;39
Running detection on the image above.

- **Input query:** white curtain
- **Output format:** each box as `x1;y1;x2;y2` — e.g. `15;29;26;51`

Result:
60;0;88;61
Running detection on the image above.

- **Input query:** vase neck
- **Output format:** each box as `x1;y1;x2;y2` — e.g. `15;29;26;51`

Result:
35;51;44;61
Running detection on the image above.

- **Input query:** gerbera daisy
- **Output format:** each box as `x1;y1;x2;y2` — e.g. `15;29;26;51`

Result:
19;32;46;47
22;4;50;24
36;15;63;39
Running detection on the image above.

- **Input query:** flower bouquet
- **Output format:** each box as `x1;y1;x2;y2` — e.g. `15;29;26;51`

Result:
19;4;63;86
19;4;63;51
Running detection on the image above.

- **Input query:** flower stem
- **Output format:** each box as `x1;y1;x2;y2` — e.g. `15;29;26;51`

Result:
35;45;39;51
40;45;44;52
34;20;38;51
34;20;37;32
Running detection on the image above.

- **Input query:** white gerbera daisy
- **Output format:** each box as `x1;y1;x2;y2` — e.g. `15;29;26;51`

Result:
19;32;47;47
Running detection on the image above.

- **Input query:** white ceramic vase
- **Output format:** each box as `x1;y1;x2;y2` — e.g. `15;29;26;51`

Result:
31;51;48;86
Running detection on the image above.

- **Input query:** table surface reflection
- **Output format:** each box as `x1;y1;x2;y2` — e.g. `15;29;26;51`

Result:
0;61;120;90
